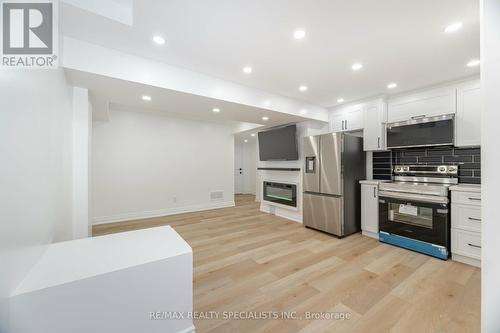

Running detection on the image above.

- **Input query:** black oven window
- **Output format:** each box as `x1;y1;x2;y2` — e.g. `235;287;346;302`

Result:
388;203;433;229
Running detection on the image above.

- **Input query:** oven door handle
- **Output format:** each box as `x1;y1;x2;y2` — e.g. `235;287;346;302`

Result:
379;191;449;204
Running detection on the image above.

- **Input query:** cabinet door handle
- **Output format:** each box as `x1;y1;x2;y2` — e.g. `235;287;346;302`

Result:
377;137;380;148
342;120;344;131
468;243;481;249
468;197;481;201
373;187;377;198
468;217;482;222
345;119;348;130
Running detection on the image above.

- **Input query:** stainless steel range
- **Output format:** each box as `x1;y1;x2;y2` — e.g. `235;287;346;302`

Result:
378;164;458;260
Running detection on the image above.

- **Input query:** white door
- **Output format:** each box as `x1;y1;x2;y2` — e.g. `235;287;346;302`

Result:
242;142;257;195
234;142;244;194
456;80;481;147
361;184;379;237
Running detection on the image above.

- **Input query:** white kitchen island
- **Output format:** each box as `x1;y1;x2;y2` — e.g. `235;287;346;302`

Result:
8;226;194;333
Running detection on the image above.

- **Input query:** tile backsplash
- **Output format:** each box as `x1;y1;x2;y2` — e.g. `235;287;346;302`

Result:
373;146;481;184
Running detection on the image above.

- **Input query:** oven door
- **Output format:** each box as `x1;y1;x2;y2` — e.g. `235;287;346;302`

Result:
378;192;449;247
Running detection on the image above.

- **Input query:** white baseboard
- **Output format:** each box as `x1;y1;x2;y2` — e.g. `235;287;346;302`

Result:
452;253;481;267
260;204;303;224
92;201;235;225
362;230;379;239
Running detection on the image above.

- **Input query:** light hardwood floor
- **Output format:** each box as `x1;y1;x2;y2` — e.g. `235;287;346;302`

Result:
93;194;480;333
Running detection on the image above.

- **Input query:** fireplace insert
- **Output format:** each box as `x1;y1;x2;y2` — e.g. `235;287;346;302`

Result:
263;181;297;208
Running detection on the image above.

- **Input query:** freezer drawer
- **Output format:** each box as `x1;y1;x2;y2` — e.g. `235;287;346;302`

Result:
303;192;343;236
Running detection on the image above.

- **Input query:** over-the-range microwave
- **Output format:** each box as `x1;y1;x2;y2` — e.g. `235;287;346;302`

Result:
386;114;454;149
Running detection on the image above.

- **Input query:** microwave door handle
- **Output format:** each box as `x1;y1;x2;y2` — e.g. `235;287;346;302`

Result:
411;115;426;120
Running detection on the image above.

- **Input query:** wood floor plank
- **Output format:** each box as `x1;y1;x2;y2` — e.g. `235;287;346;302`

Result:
93;194;481;333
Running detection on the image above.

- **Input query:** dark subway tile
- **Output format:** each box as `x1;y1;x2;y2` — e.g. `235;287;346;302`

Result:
459;177;481;184
443;155;473;163
474;170;481;177
399;157;418;164
418;156;443;163
373;151;391;158
474;156;481;163
453;148;481;156
373;157;391;163
460;163;481;170
427;148;453;156
459;170;473;177
403;150;426;157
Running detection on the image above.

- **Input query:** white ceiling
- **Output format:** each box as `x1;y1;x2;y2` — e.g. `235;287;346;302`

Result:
61;0;479;108
65;69;310;132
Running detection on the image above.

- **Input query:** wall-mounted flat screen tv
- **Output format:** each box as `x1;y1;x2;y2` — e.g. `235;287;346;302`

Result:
258;125;298;161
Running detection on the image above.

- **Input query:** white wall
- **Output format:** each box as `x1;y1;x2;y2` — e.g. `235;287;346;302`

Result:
91;109;235;224
0;69;74;332
481;0;500;331
258;121;329;222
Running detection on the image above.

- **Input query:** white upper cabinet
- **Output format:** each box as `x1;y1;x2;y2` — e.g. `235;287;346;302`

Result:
330;112;344;132
456;80;481;147
387;86;457;123
329;104;364;132
363;98;387;151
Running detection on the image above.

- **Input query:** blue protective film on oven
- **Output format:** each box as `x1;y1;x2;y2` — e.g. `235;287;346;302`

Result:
379;231;449;260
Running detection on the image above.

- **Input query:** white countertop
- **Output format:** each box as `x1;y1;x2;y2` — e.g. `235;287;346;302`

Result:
359;180;391;185
12;225;192;296
449;184;481;193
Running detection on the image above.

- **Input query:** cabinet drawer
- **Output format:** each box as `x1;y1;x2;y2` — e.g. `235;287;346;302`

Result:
451;191;481;206
451;204;481;232
451;229;481;260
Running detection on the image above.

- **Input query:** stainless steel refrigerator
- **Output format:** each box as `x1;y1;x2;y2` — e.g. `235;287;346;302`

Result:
303;133;365;237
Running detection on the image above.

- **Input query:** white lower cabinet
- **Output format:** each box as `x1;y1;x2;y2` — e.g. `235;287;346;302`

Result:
451;189;481;267
361;183;379;239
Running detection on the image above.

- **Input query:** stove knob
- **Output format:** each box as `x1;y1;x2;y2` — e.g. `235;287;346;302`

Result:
448;166;457;173
403;166;410;172
438;166;446;173
395;167;402;172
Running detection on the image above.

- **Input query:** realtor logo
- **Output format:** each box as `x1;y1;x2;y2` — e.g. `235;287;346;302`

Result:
1;0;58;68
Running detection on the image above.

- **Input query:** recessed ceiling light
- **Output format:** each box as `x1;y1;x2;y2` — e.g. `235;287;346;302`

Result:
262;116;269;121
242;66;253;74
299;85;308;92
142;95;152;101
337;98;344;103
212;108;220;113
152;35;165;45
244;139;248;143
444;22;463;34
466;59;480;67
293;30;306;40
251;133;256;137
351;63;363;71
387;83;398;89
300;109;308;115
